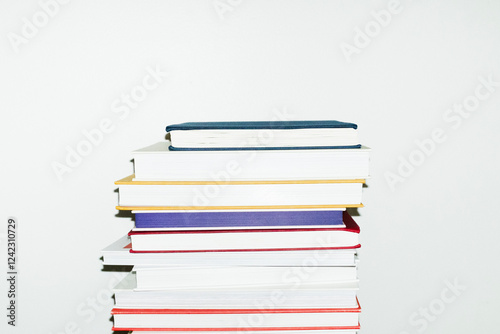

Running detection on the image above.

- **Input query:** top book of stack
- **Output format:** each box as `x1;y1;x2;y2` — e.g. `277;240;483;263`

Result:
132;121;369;181
166;120;361;150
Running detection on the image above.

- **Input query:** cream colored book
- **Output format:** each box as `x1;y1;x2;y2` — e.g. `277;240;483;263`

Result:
115;175;365;210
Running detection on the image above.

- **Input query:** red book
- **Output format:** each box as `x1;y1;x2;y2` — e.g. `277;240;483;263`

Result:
128;211;360;253
112;299;361;331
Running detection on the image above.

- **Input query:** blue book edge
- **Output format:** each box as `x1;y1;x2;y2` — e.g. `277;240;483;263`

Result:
166;120;358;132
168;144;362;151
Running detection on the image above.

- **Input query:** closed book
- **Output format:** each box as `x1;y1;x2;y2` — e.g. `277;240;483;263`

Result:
128;212;360;252
116;175;365;210
133;265;358;290
132;142;370;181
114;272;359;309
112;303;361;331
130;331;359;334
134;209;344;229
101;236;359;267
165;120;361;150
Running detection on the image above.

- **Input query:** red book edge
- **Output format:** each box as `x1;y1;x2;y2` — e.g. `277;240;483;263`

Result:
128;211;359;236
112;324;361;331
112;299;361;315
129;244;361;253
127;211;360;253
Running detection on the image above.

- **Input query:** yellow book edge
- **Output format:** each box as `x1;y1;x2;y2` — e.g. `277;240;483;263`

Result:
116;203;364;211
115;174;366;185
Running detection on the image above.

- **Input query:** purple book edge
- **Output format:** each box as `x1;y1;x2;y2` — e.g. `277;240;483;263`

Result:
134;210;343;228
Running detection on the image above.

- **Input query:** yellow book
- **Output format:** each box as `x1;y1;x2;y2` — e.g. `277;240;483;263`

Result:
115;175;365;211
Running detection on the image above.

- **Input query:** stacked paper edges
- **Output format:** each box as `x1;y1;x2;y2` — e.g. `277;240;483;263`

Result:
102;121;370;333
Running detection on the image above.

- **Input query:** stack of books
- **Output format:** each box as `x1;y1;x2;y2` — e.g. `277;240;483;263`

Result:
102;120;370;333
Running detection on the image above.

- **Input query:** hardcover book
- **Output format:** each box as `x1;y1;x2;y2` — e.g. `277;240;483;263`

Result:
112;301;361;331
128;211;360;252
165;121;361;150
114;272;359;309
133;209;345;229
101;236;359;267
132;141;370;181
116;175;365;210
130;331;359;334
133;265;358;289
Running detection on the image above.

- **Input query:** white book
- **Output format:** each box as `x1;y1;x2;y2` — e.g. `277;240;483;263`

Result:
101;236;359;267
128;226;360;252
132;142;370;181
116;176;364;208
113;310;360;330
133;265;358;290
114;272;359;309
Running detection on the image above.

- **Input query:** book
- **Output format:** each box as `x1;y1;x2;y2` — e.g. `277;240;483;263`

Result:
128;212;360;252
114;272;359;309
132;141;370;181
112;302;361;331
133;209;345;229
130;331;359;334
101;236;359;267
116;175;365;209
112;306;361;331
133;265;358;289
165;121;361;150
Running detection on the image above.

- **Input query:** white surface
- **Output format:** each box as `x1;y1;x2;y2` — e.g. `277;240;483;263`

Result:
1;0;500;333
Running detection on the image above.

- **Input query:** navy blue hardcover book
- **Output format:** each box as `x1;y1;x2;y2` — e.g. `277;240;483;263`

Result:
166;121;358;131
165;121;361;151
134;210;344;229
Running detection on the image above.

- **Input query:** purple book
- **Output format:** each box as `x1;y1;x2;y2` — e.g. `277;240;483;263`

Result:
134;210;344;229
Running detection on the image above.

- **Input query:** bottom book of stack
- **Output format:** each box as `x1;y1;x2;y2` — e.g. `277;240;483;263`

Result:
112;273;360;332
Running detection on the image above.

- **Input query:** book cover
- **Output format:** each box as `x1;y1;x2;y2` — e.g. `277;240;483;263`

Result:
134;210;344;229
115;175;365;210
132;142;370;181
112;299;361;331
128;211;360;252
166;121;361;150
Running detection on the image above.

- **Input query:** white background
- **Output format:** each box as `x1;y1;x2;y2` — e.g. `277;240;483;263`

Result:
1;0;500;333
